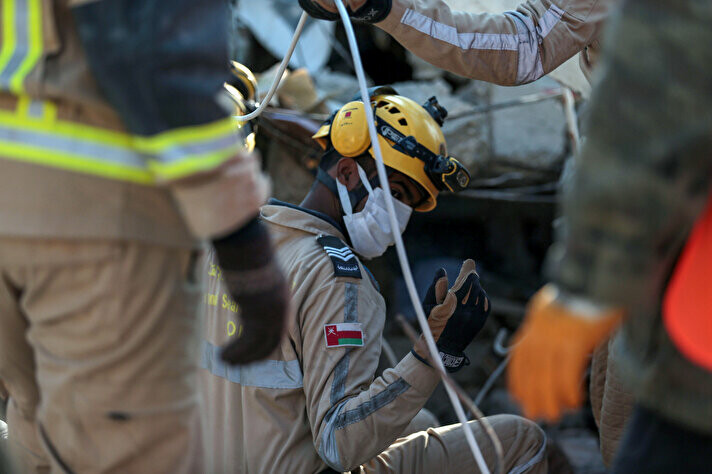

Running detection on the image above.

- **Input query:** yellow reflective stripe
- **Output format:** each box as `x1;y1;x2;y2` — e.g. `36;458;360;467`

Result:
9;0;41;92
149;146;239;181
15;93;30;115
0;104;246;183
0;0;17;77
138;117;245;181
134;116;242;152
0;141;153;184
0;0;43;93
41;99;56;122
0;107;135;147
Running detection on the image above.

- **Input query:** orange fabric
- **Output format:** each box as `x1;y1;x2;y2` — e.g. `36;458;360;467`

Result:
663;194;712;372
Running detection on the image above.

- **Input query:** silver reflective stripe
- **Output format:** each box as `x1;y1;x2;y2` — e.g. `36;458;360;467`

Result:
0;0;30;88
200;340;303;389
505;5;565;84
159;132;238;164
537;4;565;37
330;352;351;406
330;282;359;405
334;378;410;429
401;8;518;51
343;282;358;323
26;99;44;118
319;380;413;471
0;124;146;168
401;5;565;84
509;430;547;474
319;404;346;472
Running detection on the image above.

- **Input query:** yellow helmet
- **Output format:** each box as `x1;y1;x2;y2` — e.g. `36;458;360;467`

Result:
312;88;469;212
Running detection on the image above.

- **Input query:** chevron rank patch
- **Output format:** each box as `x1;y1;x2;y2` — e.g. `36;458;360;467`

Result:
317;235;361;279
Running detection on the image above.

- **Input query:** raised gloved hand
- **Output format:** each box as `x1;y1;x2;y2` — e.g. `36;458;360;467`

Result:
212;217;290;365
413;260;491;372
507;284;624;421
298;0;392;24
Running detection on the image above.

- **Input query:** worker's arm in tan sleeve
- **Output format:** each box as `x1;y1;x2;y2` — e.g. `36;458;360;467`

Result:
71;0;268;240
300;275;440;472
377;0;609;85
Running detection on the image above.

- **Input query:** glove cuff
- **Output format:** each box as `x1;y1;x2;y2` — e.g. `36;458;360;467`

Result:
411;346;471;373
410;348;431;367
439;349;470;373
350;0;392;23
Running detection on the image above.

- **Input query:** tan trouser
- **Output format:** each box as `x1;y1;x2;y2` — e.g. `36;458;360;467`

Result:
590;335;635;467
0;239;203;473
360;414;547;473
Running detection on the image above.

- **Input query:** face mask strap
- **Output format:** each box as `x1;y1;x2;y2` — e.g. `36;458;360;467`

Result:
356;164;374;194
335;175;354;217
318;153;393;210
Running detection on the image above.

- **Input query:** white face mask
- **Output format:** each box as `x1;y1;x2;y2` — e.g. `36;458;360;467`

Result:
336;165;412;259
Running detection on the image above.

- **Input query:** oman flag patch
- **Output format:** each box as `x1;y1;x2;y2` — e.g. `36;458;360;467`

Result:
324;323;364;348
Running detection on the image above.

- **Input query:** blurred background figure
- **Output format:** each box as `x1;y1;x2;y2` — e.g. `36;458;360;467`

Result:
508;0;712;472
0;0;287;472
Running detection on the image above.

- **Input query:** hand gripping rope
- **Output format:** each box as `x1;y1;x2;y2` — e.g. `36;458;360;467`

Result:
235;6;499;473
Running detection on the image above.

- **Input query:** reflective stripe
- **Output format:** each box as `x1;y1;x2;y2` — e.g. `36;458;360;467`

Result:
200;340;303;389
16;94;45;118
318;377;411;470
400;5;564;85
505;5;564;84
334;378;410;429
0;0;241;182
145;118;244;181
25;98;44;118
509;430;547;474
0;106;245;183
319;404;346;472
330;282;359;405
401;8;518;52
0;0;42;93
344;282;358;323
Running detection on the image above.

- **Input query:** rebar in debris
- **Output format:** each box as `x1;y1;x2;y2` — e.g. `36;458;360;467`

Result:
562;87;580;153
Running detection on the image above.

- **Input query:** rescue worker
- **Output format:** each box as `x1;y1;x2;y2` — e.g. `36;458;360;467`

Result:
507;0;712;471
0;1;288;472
299;0;613;86
200;88;548;473
300;0;637;466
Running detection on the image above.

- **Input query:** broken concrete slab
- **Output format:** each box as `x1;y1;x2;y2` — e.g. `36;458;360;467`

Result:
489;76;567;171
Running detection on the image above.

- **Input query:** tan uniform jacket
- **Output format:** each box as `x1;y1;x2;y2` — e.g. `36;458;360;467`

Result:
0;0;261;246
377;0;613;85
200;202;441;473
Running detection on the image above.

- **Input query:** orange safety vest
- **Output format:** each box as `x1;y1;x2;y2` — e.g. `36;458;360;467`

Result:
663;193;712;372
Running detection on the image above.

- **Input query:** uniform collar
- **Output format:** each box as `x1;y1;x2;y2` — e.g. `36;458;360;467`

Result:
261;199;347;240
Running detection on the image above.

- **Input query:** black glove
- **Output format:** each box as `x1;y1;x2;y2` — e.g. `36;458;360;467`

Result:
437;268;490;372
298;0;392;24
421;267;448;317
413;260;490;372
212;217;289;365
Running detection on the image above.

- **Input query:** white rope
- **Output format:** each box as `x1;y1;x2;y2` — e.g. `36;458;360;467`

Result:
332;4;490;472
233;13;308;122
